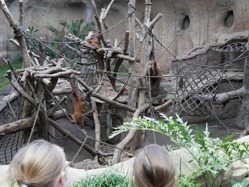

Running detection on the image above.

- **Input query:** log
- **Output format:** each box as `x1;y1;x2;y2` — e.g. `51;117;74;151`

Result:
0;109;66;135
0;117;35;135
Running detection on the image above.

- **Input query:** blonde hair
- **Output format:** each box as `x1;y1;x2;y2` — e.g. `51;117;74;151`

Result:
133;144;175;187
9;139;66;187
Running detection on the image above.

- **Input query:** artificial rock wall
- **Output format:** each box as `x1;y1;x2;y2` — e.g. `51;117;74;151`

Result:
0;0;249;72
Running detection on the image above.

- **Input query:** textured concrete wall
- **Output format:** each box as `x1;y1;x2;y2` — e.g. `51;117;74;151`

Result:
0;0;249;72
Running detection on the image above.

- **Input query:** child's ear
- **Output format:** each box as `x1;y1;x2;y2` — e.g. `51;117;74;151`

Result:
58;171;66;187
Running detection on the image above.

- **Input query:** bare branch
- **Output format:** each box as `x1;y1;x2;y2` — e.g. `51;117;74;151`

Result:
6;73;37;106
112;103;150;164
134;16;143;29
148;13;162;29
0;0;16;27
148;99;173;113
92;101;101;155
19;0;24;25
123;31;129;54
0;0;32;67
76;76;137;112
103;0;115;20
35;70;81;78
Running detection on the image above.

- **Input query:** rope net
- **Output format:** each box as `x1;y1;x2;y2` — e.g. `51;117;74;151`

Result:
0;132;24;164
170;60;226;116
0;95;24;164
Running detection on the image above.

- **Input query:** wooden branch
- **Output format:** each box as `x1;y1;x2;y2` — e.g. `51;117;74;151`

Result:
216;87;245;104
135;16;143;29
65;43;84;58
112;103;150;164
99;8;108;30
90;0;99;18
35;70;81;78
76;76;136;112
65;33;83;42
123;31;129;54
18;0;23;25
148;13;162;29
20;69;29;83
0;0;16;27
33;57;40;66
116;54;138;62
148;99;173;113
91;101;100;154
41;78;51;87
49;109;67;119
38;66;68;75
144;0;152;24
96;47;122;56
195;87;245;104
0;116;35;135
5;59;18;79
0;109;66;135
82;42;138;62
0;0;32;67
48;118;97;156
89;0;108;47
7;73;37;106
9;38;19;47
103;0;115;20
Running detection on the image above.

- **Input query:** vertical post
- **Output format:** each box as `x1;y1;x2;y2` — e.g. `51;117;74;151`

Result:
127;0;138;110
237;36;249;129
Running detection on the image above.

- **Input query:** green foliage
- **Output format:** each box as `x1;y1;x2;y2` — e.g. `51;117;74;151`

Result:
111;114;249;186
0;59;22;91
231;179;249;187
27;26;40;51
28;19;95;60
177;175;201;187
70;172;131;187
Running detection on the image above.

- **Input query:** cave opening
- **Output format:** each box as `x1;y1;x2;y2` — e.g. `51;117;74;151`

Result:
224;10;234;27
181;15;190;30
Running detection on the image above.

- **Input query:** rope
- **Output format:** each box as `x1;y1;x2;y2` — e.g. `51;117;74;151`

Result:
27;91;44;143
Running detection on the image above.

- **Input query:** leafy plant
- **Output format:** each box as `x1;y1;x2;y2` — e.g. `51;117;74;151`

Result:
0;59;22;91
70;171;131;187
47;19;94;59
111;114;249;186
231;179;249;187
26;26;40;51
177;174;201;187
27;19;95;60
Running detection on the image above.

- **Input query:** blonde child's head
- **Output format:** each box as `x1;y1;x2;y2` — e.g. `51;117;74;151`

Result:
9;139;66;187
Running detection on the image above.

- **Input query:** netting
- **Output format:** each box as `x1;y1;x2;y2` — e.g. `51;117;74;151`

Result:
170;60;226;116
0;91;25;164
0;132;24;164
211;41;247;52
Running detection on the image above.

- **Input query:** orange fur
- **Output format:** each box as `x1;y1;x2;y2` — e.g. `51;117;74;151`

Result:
86;33;101;49
71;80;87;128
148;60;162;89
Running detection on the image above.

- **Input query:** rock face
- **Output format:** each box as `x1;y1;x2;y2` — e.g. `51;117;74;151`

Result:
1;0;249;72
